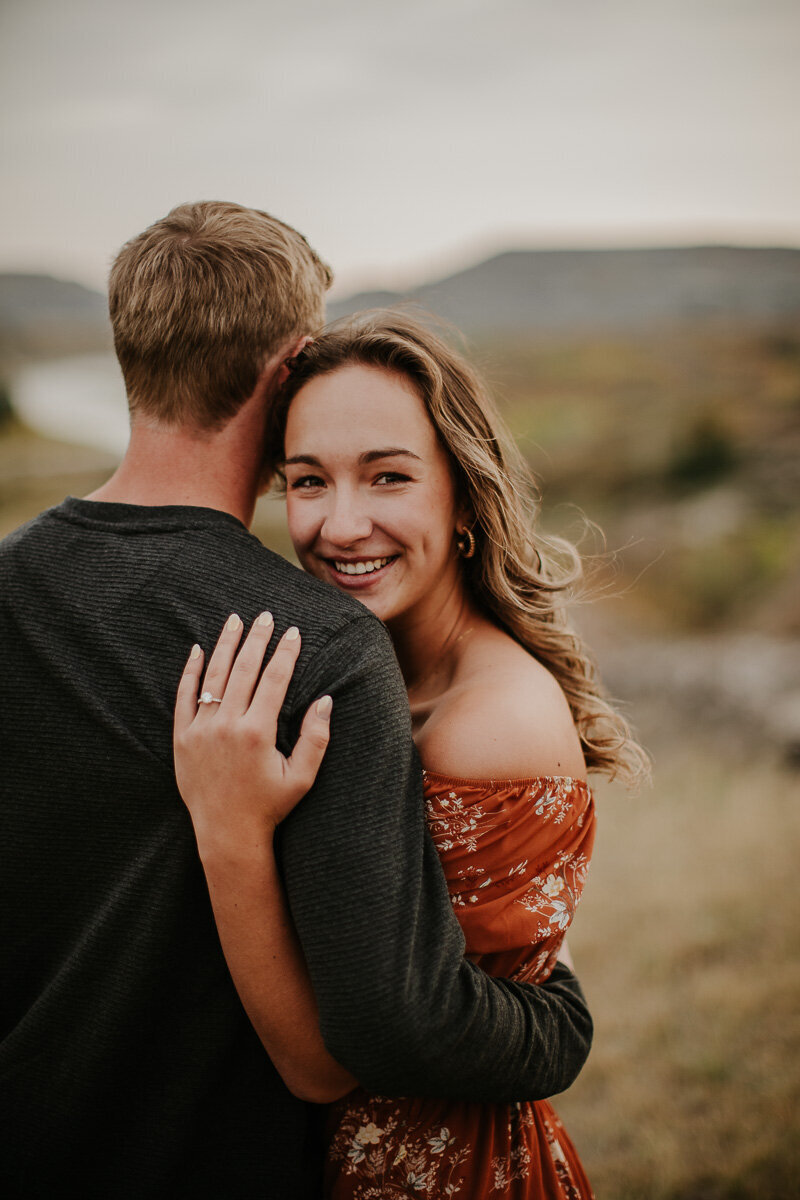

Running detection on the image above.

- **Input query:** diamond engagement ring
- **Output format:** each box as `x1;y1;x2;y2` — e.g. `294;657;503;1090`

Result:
197;692;224;705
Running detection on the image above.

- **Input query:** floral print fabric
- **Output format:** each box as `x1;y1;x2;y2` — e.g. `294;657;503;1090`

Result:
325;774;596;1199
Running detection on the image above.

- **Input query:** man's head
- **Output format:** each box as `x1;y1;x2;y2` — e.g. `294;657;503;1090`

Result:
108;201;332;431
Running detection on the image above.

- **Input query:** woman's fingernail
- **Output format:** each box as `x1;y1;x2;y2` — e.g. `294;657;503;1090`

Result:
285;626;300;641
227;613;241;631
257;611;273;627
190;644;202;660
316;695;333;717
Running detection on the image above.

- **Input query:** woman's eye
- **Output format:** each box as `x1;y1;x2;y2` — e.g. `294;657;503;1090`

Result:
289;475;325;490
374;472;411;486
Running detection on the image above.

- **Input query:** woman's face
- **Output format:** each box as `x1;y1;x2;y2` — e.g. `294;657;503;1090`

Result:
283;364;466;628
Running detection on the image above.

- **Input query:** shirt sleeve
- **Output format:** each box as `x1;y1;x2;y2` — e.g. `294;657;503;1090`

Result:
276;613;592;1102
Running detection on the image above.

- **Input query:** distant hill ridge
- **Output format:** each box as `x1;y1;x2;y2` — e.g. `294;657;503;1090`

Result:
2;247;800;355
329;246;800;333
0;273;111;362
0;273;107;327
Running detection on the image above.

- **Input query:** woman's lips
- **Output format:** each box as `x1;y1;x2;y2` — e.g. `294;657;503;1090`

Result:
324;555;398;589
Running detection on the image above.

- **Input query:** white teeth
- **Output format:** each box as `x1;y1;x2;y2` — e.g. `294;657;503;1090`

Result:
334;557;392;576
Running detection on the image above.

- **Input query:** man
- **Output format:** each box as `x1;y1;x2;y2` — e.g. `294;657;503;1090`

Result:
0;202;592;1198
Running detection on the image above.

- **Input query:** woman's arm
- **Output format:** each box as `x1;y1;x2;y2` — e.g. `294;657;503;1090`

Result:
196;832;356;1102
178;609;592;1102
173;612;356;1103
557;940;575;971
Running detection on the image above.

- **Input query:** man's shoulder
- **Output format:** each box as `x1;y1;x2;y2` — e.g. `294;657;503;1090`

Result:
1;498;392;669
214;540;403;723
0;504;61;562
186;525;378;636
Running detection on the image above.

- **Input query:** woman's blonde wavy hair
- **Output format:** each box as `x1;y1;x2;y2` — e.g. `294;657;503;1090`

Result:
267;310;649;785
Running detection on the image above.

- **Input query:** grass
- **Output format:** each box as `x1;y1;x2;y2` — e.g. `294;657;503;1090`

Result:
557;728;800;1198
476;326;800;636
0;416;115;537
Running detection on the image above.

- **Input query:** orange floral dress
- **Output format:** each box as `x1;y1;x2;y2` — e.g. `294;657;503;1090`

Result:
324;771;596;1199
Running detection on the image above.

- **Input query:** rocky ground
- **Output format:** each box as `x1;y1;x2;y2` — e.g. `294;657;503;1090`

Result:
599;632;800;769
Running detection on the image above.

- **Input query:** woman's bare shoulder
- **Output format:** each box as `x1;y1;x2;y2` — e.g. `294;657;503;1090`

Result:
416;634;586;782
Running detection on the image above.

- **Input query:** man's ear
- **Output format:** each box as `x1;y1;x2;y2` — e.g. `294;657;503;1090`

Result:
254;335;313;399
288;333;314;358
274;334;313;388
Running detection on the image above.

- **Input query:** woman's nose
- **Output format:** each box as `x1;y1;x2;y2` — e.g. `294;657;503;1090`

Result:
322;493;373;546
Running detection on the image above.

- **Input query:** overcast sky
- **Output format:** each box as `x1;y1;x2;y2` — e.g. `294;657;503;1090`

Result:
2;0;799;296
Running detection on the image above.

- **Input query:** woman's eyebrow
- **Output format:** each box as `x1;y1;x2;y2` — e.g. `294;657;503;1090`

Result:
284;449;423;467
359;448;422;465
284;454;322;466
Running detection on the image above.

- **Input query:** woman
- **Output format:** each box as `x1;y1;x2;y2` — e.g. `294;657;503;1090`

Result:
175;313;648;1198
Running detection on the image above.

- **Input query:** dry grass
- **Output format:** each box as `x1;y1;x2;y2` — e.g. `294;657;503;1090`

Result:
557;729;800;1198
0;419;115;537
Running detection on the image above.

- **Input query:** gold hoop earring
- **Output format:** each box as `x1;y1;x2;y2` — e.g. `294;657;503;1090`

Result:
456;526;476;559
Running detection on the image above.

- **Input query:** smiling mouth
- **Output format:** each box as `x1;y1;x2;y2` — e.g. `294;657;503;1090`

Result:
326;554;398;578
331;556;396;576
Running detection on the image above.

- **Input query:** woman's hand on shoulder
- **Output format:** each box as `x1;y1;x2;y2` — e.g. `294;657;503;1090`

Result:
419;662;586;782
173;612;333;859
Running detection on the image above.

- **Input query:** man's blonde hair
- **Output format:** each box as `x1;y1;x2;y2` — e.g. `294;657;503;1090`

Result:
108;201;332;428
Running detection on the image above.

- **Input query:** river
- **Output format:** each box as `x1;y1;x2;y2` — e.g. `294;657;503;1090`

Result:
11;353;129;455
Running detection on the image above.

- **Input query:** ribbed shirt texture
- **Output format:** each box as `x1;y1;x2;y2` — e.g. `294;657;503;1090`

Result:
0;498;592;1199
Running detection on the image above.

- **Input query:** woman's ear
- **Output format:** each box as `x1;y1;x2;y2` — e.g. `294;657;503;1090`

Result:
455;497;475;532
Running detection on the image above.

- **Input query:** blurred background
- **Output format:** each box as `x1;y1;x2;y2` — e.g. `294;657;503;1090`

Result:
2;1;798;1195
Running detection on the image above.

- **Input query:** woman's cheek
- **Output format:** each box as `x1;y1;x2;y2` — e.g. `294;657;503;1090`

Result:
286;501;313;558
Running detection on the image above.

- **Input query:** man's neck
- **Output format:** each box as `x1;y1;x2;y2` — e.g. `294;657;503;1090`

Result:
87;406;265;529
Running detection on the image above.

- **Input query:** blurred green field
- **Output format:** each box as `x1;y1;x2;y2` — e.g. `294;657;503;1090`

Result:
473;326;800;637
0;416;116;538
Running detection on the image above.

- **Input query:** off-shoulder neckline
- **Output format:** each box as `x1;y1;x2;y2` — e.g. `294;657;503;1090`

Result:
422;768;590;789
